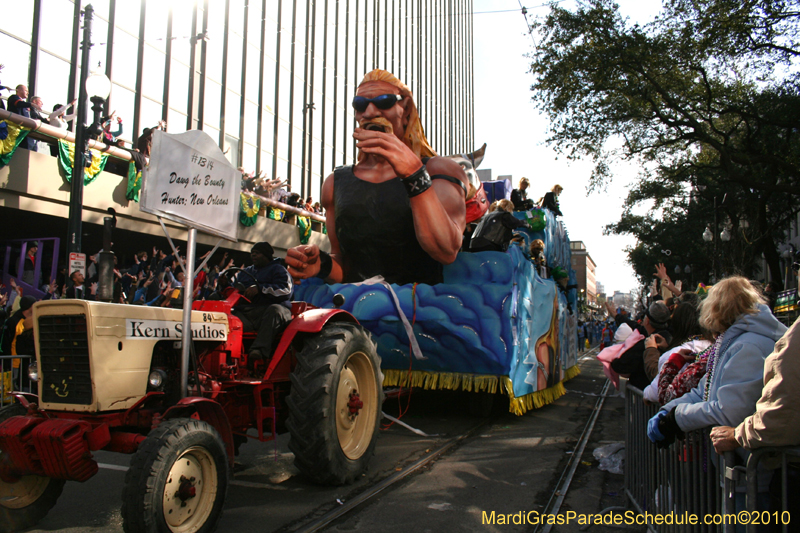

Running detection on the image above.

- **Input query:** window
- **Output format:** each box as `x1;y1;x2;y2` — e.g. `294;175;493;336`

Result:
139;96;163;138
225;89;241;136
40;0;75;56
111;29;139;89
109;84;135;138
0;35;31;92
203;79;221;130
114;1;141;34
0;3;33;40
142;46;166;100
37;53;72;115
169;62;190;114
224;134;239;168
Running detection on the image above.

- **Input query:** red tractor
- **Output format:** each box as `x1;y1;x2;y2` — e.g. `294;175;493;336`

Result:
0;278;383;533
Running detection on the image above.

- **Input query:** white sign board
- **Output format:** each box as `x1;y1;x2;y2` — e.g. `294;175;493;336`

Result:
140;130;239;241
68;252;86;277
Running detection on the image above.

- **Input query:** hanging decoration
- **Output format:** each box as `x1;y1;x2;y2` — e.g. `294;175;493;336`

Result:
0;120;31;168
296;215;311;244
57;139;108;185
126;160;142;202
239;192;261;227
268;207;285;221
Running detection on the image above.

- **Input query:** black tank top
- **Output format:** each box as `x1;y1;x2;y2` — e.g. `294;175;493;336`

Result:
334;166;443;285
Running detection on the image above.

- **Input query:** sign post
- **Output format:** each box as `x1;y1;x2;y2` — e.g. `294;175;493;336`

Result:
140;130;239;398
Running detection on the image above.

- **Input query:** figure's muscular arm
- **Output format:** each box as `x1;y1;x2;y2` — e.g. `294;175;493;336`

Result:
410;156;467;264
285;173;346;283
354;128;467;264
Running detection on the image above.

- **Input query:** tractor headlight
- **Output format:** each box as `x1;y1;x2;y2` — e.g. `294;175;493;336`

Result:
27;360;39;382
148;369;168;391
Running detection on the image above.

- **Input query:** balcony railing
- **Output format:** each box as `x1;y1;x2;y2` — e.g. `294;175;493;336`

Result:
0;108;325;225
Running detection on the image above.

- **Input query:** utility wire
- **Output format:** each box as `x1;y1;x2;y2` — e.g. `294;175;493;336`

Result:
518;0;540;51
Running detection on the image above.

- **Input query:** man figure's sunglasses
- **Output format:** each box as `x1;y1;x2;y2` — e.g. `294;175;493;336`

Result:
352;94;403;112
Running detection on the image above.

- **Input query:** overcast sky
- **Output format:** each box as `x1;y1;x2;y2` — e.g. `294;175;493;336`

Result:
472;0;662;295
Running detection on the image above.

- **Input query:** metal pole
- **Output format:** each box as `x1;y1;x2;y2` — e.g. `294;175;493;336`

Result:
180;228;197;398
714;196;718;282
67;4;94;266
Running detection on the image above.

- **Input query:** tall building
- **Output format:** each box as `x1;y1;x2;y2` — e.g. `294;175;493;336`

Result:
569;240;597;303
612;290;634;311
0;0;475;257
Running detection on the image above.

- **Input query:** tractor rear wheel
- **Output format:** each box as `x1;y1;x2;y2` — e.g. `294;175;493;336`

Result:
0;403;65;533
287;323;383;485
121;418;228;533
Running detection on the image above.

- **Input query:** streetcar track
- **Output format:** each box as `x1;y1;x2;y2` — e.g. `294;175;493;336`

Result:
287;419;491;533
536;348;611;533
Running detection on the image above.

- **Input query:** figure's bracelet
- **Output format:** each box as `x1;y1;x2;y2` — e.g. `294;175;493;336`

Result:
400;165;432;198
316;250;333;280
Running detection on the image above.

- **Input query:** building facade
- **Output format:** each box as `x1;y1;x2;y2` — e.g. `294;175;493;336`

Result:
569;240;597;304
611;290;634;312
0;0;475;259
0;0;475;203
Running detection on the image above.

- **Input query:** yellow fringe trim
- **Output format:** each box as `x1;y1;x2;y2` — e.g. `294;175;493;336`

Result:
563;364;581;382
500;376;568;416
383;366;580;416
382;369;500;394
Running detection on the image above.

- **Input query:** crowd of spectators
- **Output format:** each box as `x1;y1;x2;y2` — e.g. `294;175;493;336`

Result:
589;257;800;520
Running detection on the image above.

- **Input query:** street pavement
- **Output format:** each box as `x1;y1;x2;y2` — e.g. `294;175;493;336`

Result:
23;352;642;533
321;355;641;533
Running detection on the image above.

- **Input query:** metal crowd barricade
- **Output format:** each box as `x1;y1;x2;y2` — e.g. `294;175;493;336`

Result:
740;446;800;533
0;354;33;407
624;383;736;532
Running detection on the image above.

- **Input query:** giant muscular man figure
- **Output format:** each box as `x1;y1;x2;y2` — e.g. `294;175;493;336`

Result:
286;69;468;286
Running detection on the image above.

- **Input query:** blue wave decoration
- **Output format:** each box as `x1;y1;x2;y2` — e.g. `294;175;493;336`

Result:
293;211;578;406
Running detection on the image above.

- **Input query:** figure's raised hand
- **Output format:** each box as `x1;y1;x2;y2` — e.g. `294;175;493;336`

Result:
286;244;321;282
353;127;422;178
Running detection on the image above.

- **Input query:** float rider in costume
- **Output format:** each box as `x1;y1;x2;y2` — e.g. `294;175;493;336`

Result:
285;69;468;285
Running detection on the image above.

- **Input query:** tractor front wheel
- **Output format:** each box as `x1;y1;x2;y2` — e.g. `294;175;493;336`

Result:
0;403;65;533
287;323;383;485
121;418;228;533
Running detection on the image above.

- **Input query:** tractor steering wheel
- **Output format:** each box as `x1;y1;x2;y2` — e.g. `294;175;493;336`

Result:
221;267;261;296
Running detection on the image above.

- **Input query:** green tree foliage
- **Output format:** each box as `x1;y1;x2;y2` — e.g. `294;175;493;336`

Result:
529;0;800;284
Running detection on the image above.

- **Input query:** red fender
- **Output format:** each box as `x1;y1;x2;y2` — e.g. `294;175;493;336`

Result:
162;397;235;465
263;308;357;379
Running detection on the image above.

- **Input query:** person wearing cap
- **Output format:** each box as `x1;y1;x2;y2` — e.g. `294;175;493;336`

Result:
285;69;468;286
232;242;294;364
606;300;673;389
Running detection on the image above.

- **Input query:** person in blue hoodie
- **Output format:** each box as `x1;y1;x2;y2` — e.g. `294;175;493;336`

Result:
647;276;786;446
232;242;294;364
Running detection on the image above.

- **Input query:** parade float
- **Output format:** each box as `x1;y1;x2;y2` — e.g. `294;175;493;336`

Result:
294;204;579;415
